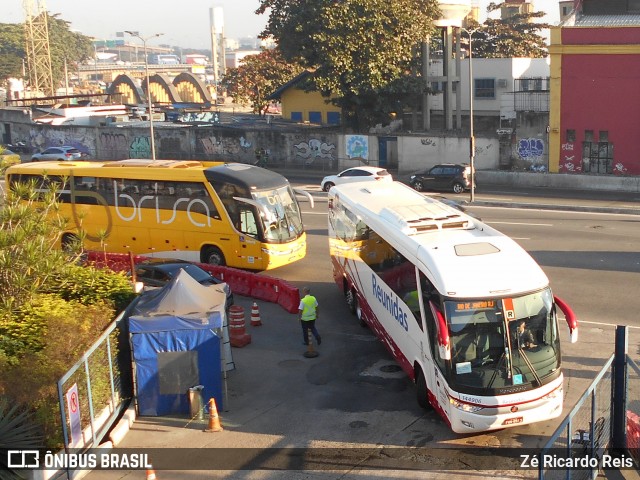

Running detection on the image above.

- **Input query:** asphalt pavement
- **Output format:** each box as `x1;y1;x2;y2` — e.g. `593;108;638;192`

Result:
79;180;639;480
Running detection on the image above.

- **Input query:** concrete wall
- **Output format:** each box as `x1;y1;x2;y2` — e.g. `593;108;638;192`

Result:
398;135;499;174
479;170;640;193
3;107;640;191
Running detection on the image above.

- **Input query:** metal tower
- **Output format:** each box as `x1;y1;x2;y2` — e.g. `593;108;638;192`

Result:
23;0;54;98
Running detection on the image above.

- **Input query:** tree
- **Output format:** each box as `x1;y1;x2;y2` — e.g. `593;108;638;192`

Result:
469;3;550;59
256;0;441;129
0;14;93;93
221;48;301;115
0;23;25;82
47;15;94;87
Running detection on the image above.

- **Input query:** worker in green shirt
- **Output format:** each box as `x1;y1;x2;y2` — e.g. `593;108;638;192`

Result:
298;287;322;346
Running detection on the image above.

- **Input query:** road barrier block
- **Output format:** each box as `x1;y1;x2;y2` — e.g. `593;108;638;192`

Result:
222;268;254;296
251;275;280;303
277;280;300;314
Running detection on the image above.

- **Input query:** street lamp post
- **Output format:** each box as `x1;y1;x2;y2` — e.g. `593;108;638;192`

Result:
125;31;163;160
463;28;478;203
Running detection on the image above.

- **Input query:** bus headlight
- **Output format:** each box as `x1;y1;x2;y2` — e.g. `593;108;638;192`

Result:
449;397;484;413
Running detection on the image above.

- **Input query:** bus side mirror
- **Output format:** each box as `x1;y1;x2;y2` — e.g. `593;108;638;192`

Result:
554;295;578;344
429;300;451;360
293;188;315;209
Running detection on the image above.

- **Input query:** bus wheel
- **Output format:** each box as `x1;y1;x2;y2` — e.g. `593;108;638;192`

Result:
346;288;357;315
203;246;226;266
416;370;431;410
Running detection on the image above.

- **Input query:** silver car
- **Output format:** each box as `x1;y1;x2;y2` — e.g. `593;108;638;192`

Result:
31;146;83;161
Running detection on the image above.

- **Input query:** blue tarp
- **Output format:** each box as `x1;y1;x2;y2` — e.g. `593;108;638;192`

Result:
129;270;226;416
131;327;221;416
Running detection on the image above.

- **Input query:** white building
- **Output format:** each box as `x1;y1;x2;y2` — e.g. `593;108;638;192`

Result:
427;57;550;125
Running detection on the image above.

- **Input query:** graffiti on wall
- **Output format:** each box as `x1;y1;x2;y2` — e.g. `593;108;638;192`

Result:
99;132;129;160
559;142;580;173
346;135;368;160
294;138;336;166
420;138;435;146
29;129;93;155
517;138;544;160
175;111;220;124
197;135;243;157
516;138;545;171
130;136;151;158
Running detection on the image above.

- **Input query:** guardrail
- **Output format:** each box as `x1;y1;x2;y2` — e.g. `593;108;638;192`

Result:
539;325;639;479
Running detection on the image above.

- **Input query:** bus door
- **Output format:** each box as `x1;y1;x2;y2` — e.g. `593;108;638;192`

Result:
419;270;450;415
235;203;263;268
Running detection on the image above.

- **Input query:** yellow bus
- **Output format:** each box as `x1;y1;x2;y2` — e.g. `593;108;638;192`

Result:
5;159;311;270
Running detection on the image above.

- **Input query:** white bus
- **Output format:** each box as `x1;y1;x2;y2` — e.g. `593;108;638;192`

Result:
328;181;578;433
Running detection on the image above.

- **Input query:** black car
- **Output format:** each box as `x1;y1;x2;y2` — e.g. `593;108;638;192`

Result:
134;259;233;307
409;163;475;194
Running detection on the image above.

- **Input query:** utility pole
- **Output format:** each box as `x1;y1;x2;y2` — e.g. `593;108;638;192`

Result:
125;31;163;161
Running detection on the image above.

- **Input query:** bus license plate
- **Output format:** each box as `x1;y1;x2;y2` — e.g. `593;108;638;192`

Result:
503;417;523;425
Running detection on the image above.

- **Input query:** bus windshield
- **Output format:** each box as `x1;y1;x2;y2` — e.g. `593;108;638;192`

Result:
253;185;304;243
444;288;560;394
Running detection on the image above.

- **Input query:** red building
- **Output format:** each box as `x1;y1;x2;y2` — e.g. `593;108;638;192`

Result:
549;0;640;175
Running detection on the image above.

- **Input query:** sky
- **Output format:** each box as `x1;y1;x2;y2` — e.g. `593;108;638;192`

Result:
1;0;267;49
2;0;562;50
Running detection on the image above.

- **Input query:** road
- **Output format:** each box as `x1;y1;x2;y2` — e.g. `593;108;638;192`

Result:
36;184;640;479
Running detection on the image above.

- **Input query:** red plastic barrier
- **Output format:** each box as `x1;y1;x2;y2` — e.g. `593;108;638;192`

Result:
197;263;229;282
219;268;254;296
277;280;301;314
86;251;300;316
251;275;280;303
627;410;640;463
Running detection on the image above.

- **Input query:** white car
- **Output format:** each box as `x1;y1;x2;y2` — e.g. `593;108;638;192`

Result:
31;146;83;162
320;166;392;192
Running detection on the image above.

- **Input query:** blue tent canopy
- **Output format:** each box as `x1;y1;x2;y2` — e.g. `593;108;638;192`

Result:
129;270;228;416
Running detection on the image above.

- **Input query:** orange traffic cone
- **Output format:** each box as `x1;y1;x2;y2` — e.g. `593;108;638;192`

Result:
250;302;262;326
146;467;157;479
204;398;223;432
302;342;319;358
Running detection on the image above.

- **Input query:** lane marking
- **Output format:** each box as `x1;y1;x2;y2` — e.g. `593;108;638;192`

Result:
579;320;640;330
488;221;553;227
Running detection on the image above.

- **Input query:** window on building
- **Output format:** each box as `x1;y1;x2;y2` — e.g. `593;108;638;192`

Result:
290;112;303;122
566;129;576;142
533;78;543;91
327;111;341;125
582;140;614;174
599;131;608;142
584;130;594;142
474;78;495;99
309;111;322;124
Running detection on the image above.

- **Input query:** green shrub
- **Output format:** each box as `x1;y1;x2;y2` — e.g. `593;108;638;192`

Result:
45;263;137;313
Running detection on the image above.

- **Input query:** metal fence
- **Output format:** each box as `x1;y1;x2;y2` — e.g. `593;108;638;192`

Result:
56;311;130;454
540;325;639;479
